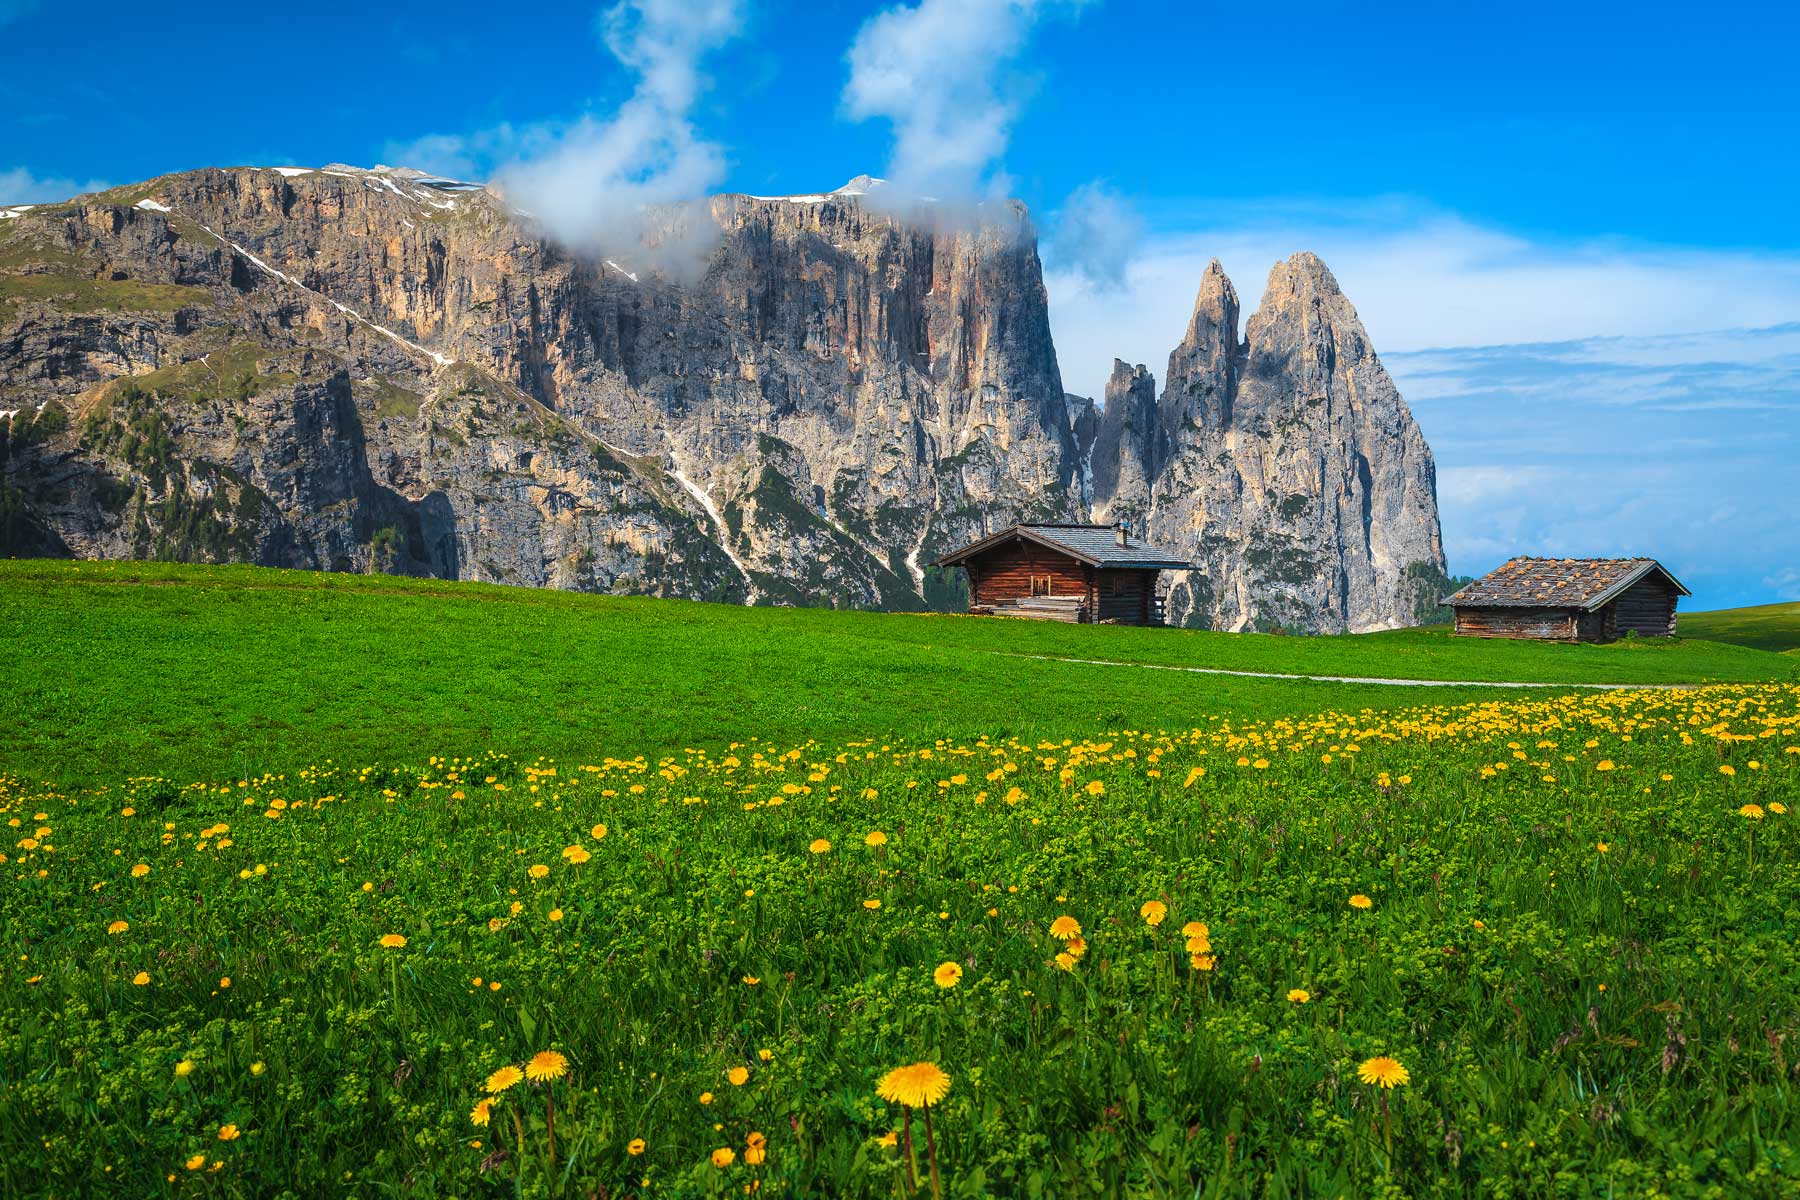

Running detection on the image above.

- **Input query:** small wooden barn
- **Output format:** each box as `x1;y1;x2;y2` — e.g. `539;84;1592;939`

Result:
1445;557;1689;642
932;523;1194;625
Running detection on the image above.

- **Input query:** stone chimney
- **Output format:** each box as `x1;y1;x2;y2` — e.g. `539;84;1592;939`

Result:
1116;522;1128;547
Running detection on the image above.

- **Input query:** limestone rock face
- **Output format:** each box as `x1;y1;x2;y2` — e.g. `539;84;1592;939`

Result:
0;168;1076;607
1143;254;1448;632
0;167;1443;630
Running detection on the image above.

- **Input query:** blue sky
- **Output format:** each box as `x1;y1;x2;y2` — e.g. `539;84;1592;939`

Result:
2;0;1796;608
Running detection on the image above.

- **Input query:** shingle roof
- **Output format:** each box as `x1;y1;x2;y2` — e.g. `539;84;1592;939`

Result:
1445;557;1689;610
932;523;1194;570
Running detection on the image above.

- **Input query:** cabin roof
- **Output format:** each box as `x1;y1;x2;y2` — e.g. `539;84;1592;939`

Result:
1445;557;1690;610
932;523;1195;570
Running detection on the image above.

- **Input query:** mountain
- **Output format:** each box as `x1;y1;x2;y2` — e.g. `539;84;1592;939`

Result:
0;164;1445;631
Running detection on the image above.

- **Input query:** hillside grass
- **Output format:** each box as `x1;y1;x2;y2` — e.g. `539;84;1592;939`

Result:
2;680;1796;1196
2;560;1793;789
1681;601;1800;655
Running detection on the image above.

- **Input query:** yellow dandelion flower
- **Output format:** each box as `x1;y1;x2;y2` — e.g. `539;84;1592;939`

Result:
1720;764;1736;776
470;1099;492;1127
562;846;591;864
864;830;888;847
130;864;149;878
933;961;963;988
1596;760;1615;772
1053;951;1077;971
699;1091;714;1105
711;1147;735;1168
107;920;129;935
1139;900;1167;926
216;1124;240;1141
1772;803;1788;815
590;823;608;840
185;1154;205;1171
1349;894;1373;910
627;1138;646;1156
1357;1056;1410;1088
876;1061;951;1108
742;974;760;985
378;933;407;948
1190;953;1216;971
485;1064;524;1093
809;838;832;854
1739;803;1764;820
1287;988;1311;1003
526;1050;568;1082
1065;936;1087;959
863;899;881;910
549;908;564;921
727;1066;749;1086
1048;915;1082;940
1085;780;1105;795
528;864;550;879
132;971;150;986
877;1130;898;1148
1597;842;1610;853
175;1059;195;1077
745;1145;767;1165
249;1062;265;1076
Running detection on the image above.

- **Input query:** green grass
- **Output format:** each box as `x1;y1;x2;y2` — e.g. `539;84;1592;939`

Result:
0;272;211;316
1681;601;1800;654
2;560;1793;789
2;682;1796;1196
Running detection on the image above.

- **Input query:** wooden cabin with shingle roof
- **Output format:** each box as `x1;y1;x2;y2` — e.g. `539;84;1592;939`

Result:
932;523;1195;625
1445;557;1689;642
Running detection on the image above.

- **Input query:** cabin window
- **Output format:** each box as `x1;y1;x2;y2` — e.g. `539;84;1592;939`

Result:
1031;575;1053;597
1104;575;1121;595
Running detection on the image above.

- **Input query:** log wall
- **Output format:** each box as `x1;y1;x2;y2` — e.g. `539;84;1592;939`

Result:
1608;577;1679;637
966;541;1090;609
1453;606;1579;640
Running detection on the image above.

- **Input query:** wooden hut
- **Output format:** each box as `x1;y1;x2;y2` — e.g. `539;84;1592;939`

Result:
932;523;1194;625
1445;557;1689;642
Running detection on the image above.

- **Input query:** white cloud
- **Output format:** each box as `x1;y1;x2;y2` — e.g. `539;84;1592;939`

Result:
1045;180;1143;292
496;0;744;255
387;0;744;267
1044;206;1800;401
842;0;1079;200
1765;567;1800;603
0;165;112;204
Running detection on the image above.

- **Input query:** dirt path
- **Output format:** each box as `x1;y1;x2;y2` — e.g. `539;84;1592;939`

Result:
993;652;1698;690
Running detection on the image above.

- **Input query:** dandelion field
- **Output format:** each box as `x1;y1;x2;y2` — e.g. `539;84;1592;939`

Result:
4;679;1799;1198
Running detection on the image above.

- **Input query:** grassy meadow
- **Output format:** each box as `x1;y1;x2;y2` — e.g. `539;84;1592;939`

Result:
1681;602;1800;656
2;561;1799;1197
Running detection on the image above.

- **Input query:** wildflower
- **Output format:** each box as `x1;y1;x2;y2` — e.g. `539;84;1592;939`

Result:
1085;780;1104;795
759;1049;773;1062
1772;803;1789;815
378;933;407;948
699;1091;714;1105
526;1050;568;1082
863;899;881;910
1287;988;1311;1003
877;1062;951;1108
809;838;831;854
1357;1056;1410;1088
865;831;888;847
219;977;230;989
549;908;563;921
627;1138;646;1156
1065;937;1087;959
711;1147;735;1168
1739;804;1764;820
1139;900;1167;926
485;1065;524;1094
1596;760;1615;772
250;1062;265;1076
470;1099;491;1127
1181;920;1208;938
217;1125;240;1141
728;1066;749;1086
1054;951;1077;971
1189;953;1216;971
562;846;591;864
1720;764;1735;776
590;823;608;840
185;1154;205;1171
933;961;963;988
1597;842;1610;853
132;971;150;986
1048;915;1082;940
107;920;128;935
742;975;760;985
877;1131;898;1148
130;864;149;878
175;1060;195;1078
1349;894;1373;910
528;864;550;879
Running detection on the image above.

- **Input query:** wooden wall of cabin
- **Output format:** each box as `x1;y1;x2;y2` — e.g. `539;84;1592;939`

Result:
1606;577;1679;637
964;541;1090;609
1094;569;1157;624
1453;606;1580;640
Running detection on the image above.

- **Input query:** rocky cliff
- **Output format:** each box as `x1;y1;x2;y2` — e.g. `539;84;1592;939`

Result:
0;165;1444;630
